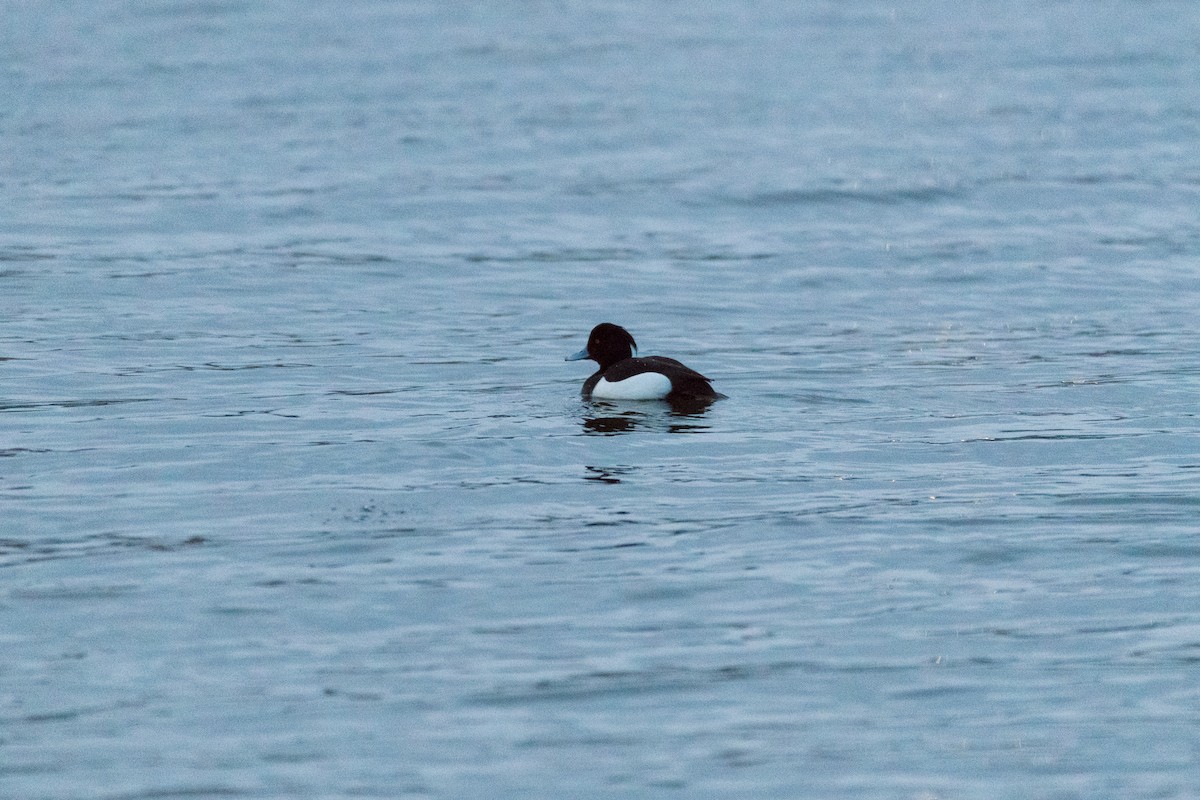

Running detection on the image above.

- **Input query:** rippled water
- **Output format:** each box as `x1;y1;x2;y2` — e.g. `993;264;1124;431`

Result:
4;2;1200;798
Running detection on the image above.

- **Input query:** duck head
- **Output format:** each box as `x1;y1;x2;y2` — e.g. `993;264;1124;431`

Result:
565;323;637;370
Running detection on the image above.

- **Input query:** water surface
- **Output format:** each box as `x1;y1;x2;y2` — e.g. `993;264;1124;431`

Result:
3;2;1200;798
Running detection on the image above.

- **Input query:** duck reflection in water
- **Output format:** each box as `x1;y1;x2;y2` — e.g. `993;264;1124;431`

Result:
581;395;718;435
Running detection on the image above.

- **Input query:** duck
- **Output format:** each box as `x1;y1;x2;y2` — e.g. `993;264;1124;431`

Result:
565;322;722;401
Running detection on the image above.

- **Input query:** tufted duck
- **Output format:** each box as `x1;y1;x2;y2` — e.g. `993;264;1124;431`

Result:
565;323;722;401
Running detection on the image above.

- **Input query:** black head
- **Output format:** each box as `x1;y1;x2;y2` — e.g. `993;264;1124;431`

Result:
565;322;637;369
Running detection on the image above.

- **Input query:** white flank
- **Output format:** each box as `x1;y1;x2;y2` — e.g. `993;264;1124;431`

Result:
593;372;673;400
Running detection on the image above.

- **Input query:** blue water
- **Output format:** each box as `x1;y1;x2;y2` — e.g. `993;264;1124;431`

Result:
4;2;1200;798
